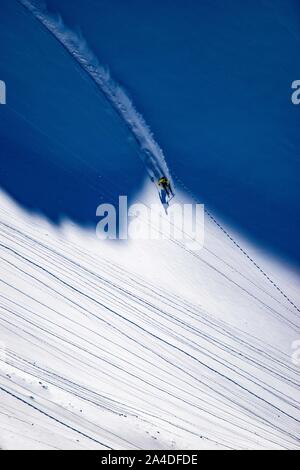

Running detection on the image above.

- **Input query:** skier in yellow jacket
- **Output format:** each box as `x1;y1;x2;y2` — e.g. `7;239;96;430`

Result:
158;176;174;198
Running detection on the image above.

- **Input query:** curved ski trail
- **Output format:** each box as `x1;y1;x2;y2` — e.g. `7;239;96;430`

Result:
18;0;174;192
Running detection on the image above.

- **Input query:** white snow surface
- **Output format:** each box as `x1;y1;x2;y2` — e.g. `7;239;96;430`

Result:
0;183;299;450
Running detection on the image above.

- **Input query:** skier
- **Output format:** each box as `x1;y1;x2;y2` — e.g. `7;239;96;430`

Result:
158;176;174;199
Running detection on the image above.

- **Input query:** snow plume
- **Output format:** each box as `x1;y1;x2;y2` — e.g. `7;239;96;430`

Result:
18;0;173;185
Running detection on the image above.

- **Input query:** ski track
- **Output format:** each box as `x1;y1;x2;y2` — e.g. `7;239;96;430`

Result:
0;197;300;449
18;0;172;185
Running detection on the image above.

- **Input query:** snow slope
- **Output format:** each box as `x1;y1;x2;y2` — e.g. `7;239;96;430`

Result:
1;0;300;451
0;183;299;449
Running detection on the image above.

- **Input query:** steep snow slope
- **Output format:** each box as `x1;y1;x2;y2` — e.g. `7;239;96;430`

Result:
0;184;299;449
1;0;300;451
